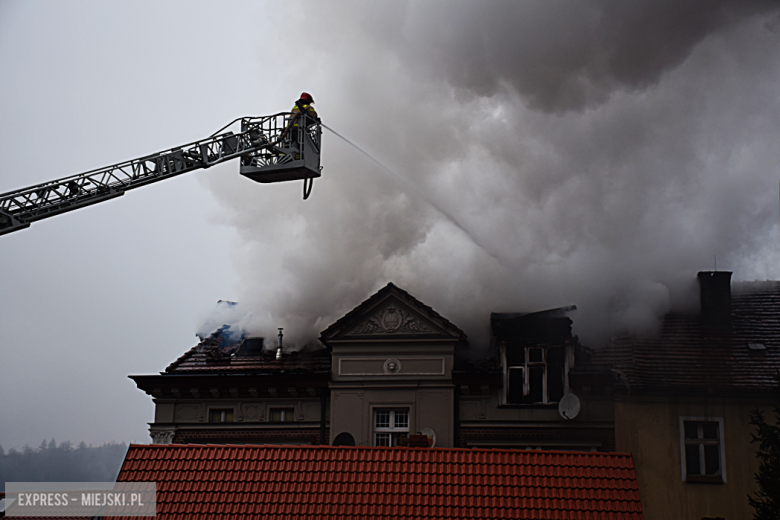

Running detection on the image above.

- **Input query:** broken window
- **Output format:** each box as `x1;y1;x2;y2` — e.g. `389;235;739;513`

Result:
681;418;724;483
209;408;234;423
503;344;566;404
270;408;295;422
374;409;409;447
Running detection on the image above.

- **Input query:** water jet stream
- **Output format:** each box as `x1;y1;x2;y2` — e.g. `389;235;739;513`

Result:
321;123;503;264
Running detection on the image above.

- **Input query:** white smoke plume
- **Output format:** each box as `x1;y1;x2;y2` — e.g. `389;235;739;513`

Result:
204;1;780;349
196;301;253;342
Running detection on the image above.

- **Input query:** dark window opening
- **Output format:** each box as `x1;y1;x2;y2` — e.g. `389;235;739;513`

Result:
504;345;566;405
528;366;544;403
548;367;565;402
270;408;294;422
506;346;525;366
508;367;524;403
683;420;723;483
209;409;234;423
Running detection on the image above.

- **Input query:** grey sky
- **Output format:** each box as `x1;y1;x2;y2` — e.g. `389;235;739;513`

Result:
2;1;780;450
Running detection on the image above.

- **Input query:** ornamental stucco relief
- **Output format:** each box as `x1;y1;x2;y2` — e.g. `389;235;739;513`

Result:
175;403;204;422
240;403;263;422
150;427;176;445
348;305;434;335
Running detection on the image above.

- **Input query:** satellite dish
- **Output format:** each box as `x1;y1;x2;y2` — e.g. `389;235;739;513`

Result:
420;428;436;448
558;393;581;420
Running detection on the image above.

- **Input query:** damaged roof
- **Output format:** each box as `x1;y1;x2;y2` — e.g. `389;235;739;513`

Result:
115;444;643;520
593;280;780;394
165;327;331;374
491;306;577;342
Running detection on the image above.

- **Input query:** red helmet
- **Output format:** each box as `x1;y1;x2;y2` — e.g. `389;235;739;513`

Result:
299;92;314;103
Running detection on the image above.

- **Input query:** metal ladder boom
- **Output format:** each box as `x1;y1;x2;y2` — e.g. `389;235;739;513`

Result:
0;115;289;236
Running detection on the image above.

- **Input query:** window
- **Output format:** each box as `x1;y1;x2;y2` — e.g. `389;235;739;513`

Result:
680;418;726;483
270;408;294;422
374;409;409;447
209;409;233;423
503;344;565;404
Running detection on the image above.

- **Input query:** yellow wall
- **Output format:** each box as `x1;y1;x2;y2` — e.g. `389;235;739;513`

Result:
615;397;772;520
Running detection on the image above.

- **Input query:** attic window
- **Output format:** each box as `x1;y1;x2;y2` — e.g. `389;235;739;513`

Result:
680;417;726;484
270;408;294;422
236;337;265;356
748;343;766;351
209;409;234;423
503;344;565;405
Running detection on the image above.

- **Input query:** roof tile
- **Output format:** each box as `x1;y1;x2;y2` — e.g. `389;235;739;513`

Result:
106;444;642;519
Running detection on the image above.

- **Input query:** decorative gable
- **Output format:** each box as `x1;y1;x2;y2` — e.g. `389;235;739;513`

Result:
320;283;466;343
346;299;441;337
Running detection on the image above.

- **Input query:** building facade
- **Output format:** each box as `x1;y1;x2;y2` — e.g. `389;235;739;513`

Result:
594;272;780;520
131;283;614;450
130;272;780;517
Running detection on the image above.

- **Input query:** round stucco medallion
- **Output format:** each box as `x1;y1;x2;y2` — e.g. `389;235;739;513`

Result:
383;358;401;374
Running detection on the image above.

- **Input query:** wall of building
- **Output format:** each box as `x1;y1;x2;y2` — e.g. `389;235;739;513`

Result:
329;340;457;447
173;427;327;445
150;396;328;445
330;341;455;384
330;385;454;447
458;426;615;450
458;387;614;449
615;397;771;520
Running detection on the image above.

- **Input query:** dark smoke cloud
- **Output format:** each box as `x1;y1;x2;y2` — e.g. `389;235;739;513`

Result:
205;1;780;350
383;0;779;111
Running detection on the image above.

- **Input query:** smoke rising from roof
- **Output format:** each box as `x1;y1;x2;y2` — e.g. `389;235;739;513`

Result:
205;1;780;348
387;0;777;112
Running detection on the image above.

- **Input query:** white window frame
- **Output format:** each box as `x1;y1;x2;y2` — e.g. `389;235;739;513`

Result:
679;416;727;483
373;408;410;447
502;345;566;405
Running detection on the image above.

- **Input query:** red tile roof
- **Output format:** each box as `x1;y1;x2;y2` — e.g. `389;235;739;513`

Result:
593;281;780;393
113;444;643;519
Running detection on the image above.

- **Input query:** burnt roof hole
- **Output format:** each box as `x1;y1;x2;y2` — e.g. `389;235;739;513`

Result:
236;337;265;356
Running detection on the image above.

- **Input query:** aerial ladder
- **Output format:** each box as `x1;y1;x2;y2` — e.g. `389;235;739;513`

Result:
0;112;322;236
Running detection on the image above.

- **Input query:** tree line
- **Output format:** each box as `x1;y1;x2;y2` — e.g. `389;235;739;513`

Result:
0;439;128;492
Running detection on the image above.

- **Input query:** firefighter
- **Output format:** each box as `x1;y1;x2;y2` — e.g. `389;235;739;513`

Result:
287;92;318;154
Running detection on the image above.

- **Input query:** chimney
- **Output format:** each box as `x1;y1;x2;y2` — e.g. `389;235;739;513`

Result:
276;328;284;360
697;271;732;329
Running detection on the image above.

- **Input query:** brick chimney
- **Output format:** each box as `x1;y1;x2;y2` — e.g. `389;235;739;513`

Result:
697;271;732;329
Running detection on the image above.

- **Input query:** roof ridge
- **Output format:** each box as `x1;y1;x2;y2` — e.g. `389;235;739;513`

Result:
129;443;633;458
